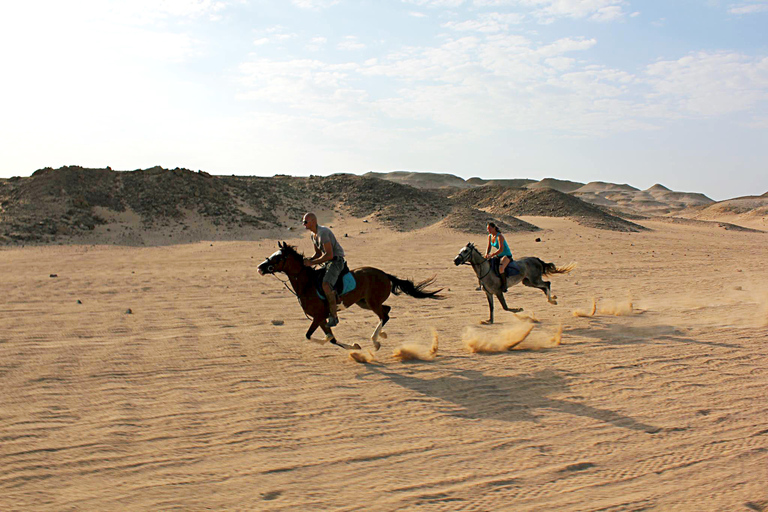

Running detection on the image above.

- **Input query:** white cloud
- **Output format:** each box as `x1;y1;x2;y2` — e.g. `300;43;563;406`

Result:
306;37;328;51
291;0;340;9
402;0;467;7
337;37;367;51
728;1;768;14
482;0;629;22
644;52;768;116
443;12;525;32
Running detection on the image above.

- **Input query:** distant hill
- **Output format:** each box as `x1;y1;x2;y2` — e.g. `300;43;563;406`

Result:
363;171;714;216
526;178;584;193
451;186;646;232
466;177;538;188
363;171;471;189
676;195;768;223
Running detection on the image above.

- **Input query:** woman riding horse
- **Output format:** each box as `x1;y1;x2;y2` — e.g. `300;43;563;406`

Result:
485;222;513;292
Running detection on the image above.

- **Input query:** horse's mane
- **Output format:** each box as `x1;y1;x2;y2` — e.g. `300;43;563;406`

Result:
279;243;319;278
280;243;304;260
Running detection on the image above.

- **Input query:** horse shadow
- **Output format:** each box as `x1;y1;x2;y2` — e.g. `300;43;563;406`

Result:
361;365;660;433
565;320;739;349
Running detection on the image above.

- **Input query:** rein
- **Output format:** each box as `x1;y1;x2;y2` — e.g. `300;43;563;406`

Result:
461;246;492;280
269;260;312;321
271;273;298;297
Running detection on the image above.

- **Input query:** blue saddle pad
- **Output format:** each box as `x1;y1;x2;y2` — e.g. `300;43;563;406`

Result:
491;257;520;277
317;272;357;300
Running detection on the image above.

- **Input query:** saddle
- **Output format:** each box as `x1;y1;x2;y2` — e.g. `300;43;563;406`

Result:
490;257;520;278
314;261;354;299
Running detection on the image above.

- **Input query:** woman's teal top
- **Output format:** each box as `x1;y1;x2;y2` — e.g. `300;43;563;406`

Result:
490;235;512;258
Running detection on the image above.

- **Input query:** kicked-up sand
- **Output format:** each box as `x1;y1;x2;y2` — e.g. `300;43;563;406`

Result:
1;216;767;511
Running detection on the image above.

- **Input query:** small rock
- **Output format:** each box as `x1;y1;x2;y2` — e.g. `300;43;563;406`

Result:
49;274;58;278
734;286;742;291
271;319;284;326
125;308;132;314
344;233;348;237
77;300;82;304
535;238;541;242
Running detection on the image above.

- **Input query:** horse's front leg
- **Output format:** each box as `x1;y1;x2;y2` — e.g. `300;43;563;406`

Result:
481;290;495;324
319;320;361;351
305;316;322;340
497;293;524;314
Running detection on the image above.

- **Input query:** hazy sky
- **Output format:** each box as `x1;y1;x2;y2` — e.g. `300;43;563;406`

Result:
1;0;767;200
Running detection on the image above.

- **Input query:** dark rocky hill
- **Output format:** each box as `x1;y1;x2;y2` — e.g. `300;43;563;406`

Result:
1;166;651;245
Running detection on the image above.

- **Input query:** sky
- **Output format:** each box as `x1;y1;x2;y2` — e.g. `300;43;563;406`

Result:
1;1;767;200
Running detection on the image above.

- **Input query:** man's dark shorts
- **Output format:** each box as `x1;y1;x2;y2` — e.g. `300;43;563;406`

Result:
322;256;345;285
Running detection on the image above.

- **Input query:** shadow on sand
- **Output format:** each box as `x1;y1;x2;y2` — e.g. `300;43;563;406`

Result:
361;365;661;433
565;320;739;349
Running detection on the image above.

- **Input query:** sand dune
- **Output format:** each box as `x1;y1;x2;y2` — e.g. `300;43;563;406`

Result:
2;215;767;510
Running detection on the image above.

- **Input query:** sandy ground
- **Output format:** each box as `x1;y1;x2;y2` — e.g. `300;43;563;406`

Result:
2;216;767;511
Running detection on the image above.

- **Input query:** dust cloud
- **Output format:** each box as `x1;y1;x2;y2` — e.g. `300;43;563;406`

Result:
463;322;534;353
393;329;439;361
349;350;375;364
515;324;563;350
573;298;597;317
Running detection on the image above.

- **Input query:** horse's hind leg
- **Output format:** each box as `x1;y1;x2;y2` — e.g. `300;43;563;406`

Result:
369;304;391;351
525;276;556;304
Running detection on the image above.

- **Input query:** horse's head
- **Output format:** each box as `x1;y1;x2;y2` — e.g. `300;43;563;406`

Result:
453;242;476;266
257;241;303;275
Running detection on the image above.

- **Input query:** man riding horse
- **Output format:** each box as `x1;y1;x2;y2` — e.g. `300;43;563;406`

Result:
302;212;345;327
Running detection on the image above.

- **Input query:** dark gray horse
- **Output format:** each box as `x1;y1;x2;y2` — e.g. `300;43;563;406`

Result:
453;242;575;324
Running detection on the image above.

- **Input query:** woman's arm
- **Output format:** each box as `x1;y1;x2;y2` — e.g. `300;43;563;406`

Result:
486;235;502;258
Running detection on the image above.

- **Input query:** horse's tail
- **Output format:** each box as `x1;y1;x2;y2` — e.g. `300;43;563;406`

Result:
386;274;444;299
540;260;577;276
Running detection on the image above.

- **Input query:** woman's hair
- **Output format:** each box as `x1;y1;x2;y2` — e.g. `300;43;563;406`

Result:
487;221;502;234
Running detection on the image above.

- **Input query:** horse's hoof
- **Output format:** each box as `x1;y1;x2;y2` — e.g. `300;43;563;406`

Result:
352;343;362;350
480;319;493;325
373;341;381;351
549;300;558;305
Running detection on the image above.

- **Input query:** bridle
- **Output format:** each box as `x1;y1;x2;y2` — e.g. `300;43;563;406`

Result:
457;243;492;280
260;250;311;319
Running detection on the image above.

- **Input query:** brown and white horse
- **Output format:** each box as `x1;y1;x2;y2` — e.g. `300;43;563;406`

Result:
258;242;443;350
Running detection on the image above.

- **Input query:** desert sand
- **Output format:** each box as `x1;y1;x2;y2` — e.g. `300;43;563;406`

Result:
2;215;767;511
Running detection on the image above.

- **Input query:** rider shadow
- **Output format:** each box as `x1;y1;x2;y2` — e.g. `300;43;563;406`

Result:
362;365;660;433
565;321;739;349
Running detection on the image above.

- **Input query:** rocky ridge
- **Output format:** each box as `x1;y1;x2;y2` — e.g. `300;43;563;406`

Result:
7;166;747;245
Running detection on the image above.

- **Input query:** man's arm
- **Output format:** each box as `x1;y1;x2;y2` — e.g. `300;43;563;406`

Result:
312;242;334;264
306;242;334;266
